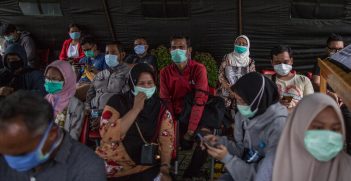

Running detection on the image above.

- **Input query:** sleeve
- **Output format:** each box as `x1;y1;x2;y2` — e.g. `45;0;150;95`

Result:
28;71;47;96
188;65;209;131
59;40;68;61
249;59;256;72
99;105;122;141
74;150;107;181
22;36;36;61
303;77;314;96
85;82;95;110
158;110;175;165
218;57;229;88
159;69;175;116
218;115;245;157
66;99;85;140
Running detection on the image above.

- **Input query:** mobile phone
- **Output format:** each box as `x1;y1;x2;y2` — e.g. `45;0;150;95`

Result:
282;95;293;102
196;133;219;148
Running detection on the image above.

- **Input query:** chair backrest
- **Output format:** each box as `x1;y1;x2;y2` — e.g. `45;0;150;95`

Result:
79;115;89;144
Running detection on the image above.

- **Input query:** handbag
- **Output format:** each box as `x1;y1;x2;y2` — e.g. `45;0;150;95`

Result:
135;122;161;165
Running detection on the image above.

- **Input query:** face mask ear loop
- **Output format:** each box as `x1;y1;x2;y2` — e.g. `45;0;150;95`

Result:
129;69;137;95
250;75;265;113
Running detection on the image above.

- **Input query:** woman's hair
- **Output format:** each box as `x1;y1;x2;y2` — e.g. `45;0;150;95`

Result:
128;63;156;89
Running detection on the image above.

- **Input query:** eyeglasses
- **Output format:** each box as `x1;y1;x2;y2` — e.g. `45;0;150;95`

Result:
327;47;343;53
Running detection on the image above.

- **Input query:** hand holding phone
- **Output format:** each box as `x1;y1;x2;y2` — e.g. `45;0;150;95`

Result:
197;133;219;148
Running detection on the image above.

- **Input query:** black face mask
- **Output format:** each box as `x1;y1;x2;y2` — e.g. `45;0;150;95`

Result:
8;61;23;72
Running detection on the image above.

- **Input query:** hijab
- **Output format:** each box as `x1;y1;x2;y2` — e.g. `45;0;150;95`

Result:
272;93;351;181
45;60;76;116
227;35;251;67
232;72;280;118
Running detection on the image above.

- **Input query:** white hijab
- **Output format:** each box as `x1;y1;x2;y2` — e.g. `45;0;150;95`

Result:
227;35;251;67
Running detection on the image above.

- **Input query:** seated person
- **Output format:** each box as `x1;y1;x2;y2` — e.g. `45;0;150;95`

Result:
59;23;85;63
203;72;288;181
85;41;130;114
273;93;350;181
96;63;174;180
0;23;36;66
0;91;106;181
45;60;85;140
124;37;157;71
268;45;314;110
78;35;107;85
313;33;344;90
0;44;46;98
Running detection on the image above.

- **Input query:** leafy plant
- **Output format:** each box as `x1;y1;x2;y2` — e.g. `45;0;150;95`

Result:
194;52;218;88
151;45;172;70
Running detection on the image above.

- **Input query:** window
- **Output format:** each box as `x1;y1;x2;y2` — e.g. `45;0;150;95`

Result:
291;0;345;19
19;0;63;16
142;0;189;19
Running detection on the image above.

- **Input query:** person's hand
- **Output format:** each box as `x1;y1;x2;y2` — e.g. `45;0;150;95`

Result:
183;130;194;141
132;92;146;112
327;91;339;105
160;173;172;181
206;144;229;161
280;99;291;108
200;134;218;150
0;87;14;96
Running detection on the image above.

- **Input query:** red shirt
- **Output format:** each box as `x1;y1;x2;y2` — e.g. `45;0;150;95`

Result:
160;60;209;132
59;39;85;63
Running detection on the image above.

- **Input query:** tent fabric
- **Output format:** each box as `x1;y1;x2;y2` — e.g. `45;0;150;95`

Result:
0;0;350;71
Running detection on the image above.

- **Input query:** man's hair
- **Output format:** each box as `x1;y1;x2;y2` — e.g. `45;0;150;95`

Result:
170;35;191;47
327;33;344;46
106;41;125;53
270;45;293;59
0;23;16;36
68;23;80;31
0;91;53;135
80;35;97;46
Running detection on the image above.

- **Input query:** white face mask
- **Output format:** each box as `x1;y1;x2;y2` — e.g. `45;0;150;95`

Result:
274;63;292;76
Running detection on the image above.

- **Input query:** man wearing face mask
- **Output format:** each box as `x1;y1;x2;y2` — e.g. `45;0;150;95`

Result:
268;45;314;111
159;35;209;179
125;37;158;71
0;43;46;98
0;23;36;67
0;91;106;181
85;41;130;116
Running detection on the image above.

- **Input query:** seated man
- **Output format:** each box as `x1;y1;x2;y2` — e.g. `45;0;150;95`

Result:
0;23;36;67
268;45;314;111
124;37;157;71
160;35;209;178
0;44;46;98
0;90;106;181
85;41;130;115
313;33;344;90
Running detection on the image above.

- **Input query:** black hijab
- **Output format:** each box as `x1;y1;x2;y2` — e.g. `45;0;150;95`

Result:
232;72;280;118
111;63;161;164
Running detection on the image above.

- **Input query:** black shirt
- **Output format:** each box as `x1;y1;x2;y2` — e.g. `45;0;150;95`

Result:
124;54;158;71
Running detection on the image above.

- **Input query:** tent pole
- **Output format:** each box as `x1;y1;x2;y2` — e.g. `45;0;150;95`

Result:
102;0;117;41
238;0;243;34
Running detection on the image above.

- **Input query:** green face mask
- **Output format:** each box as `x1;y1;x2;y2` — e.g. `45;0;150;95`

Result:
304;130;343;162
44;79;64;94
84;50;95;58
237;104;256;118
234;45;248;54
132;86;156;99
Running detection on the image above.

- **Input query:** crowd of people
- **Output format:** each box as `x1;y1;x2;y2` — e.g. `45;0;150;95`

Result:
0;22;350;181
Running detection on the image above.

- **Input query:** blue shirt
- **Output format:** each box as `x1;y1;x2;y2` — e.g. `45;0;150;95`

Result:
78;54;107;83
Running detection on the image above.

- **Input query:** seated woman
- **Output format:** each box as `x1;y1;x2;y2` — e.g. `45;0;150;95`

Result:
273;93;351;181
96;63;174;181
203;72;288;181
44;60;85;140
218;35;255;110
59;23;85;63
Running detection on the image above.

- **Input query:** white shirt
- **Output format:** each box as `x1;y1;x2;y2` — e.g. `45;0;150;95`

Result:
67;44;79;58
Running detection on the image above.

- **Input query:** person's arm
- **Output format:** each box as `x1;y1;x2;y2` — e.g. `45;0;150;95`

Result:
59;40;68;61
28;71;46;96
249;59;256;72
75;150;107;181
85;83;95;110
158;110;175;175
188;65;209;132
304;77;314;96
22;36;36;62
159;69;175;116
66;98;85;140
218;57;230;89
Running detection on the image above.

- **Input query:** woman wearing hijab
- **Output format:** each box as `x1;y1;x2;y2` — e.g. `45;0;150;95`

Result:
45;60;85;140
95;63;174;181
272;93;351;181
218;35;256;109
202;72;287;181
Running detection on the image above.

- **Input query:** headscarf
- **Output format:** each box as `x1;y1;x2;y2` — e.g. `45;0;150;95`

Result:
227;35;251;67
232;72;280;118
112;63;161;164
45;60;77;116
272;93;351;181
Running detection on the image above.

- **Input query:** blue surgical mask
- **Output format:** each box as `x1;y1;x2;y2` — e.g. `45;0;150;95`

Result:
234;45;248;54
4;35;15;43
4;122;61;172
134;45;146;55
171;49;187;63
274;63;292;76
69;32;81;40
105;54;119;68
44;79;64;94
132;86;156;99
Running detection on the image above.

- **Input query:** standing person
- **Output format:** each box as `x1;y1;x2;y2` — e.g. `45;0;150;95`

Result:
124;37;157;71
273;93;351;181
59;23;85;63
96;63;174;181
159;35;209;178
44;60;84;140
0;91;106;181
202;72;288;181
218;35;255;109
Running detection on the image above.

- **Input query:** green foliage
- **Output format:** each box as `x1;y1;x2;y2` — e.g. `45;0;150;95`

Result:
194;52;218;88
151;45;172;70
